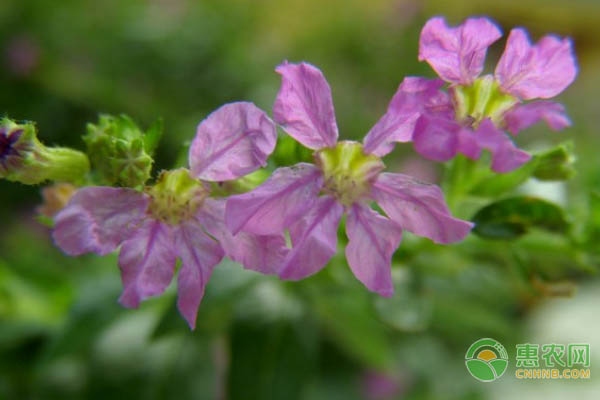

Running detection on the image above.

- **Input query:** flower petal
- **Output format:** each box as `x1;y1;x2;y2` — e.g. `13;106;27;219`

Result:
419;17;502;85
190;102;278;181
53;187;149;256
198;198;288;275
363;77;452;156
225;163;323;235
279;196;343;280
345;204;402;297
475;119;532;173
495;28;577;100
504;101;571;135
175;218;224;329
412;115;460;162
371;172;473;244
273;61;339;149
118;220;177;309
456;127;482;160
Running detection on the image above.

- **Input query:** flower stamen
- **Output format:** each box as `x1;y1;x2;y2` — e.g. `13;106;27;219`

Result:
452;75;519;128
314;141;384;206
146;168;209;225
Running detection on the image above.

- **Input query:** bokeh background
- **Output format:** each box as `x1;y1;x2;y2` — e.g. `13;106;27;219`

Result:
1;0;600;399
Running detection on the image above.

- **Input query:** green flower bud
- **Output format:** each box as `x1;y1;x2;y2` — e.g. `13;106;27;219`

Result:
84;114;160;187
0;118;90;185
533;142;576;181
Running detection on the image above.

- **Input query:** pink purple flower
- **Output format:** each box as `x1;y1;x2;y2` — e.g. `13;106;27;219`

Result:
225;62;473;297
376;16;577;173
53;102;286;329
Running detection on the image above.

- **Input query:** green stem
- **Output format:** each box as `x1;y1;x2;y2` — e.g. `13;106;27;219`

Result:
442;155;477;212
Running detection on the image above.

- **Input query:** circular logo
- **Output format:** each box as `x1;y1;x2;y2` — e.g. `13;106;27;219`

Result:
465;338;509;382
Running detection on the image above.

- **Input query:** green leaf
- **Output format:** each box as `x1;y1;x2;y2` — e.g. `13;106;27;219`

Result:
447;142;576;202
144;118;163;156
270;133;313;167
472;196;569;239
470;159;538;197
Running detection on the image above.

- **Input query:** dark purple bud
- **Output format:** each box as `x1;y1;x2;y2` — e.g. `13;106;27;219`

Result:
0;118;89;184
0;128;24;170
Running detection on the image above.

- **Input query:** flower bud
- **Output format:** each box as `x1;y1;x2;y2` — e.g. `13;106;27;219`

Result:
37;182;77;218
84;114;159;187
0;118;90;184
533;142;576;181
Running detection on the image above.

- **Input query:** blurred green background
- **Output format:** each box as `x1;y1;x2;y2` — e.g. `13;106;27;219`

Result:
1;0;600;399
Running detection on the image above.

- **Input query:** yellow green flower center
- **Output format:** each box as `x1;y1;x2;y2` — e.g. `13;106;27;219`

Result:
146;168;209;225
314;141;384;206
452;75;519;128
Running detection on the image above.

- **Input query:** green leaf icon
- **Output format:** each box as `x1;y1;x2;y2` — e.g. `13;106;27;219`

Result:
466;359;496;382
490;359;508;378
